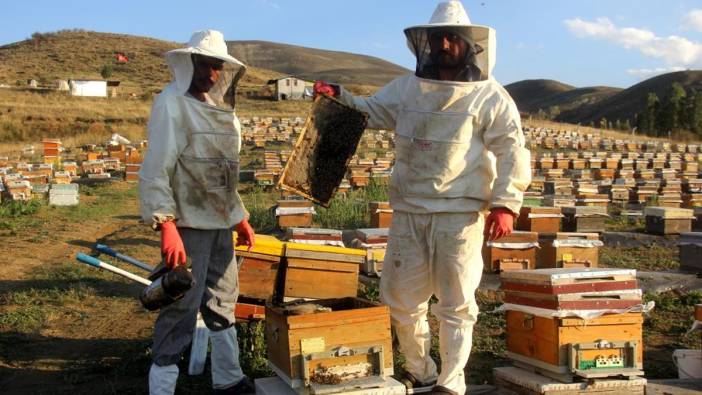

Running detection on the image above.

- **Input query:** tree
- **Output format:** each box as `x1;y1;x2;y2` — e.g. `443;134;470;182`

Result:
659;82;686;132
638;92;660;136
100;64;113;79
615;119;622;130
599;117;608;130
623;119;632;131
690;90;702;137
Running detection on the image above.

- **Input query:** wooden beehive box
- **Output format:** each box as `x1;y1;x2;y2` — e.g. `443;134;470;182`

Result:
369;201;392;228
236;234;284;302
517;206;562;233
604;158;620;169
351;228;388;276
500;268;641;311
561;206;608;233
266;298;393;389
594;168;615;180
643;206;694;235
505;311;643;381
277;95;368;206
539;157;555;170
679;232;702;272
538;233;601;269
483;231;539;272
279;243;365;301
276;200;315;229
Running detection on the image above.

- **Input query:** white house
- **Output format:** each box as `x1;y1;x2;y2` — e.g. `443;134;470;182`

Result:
69;79;107;97
267;76;313;101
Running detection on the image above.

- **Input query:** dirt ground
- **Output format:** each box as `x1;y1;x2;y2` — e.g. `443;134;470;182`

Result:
0;181;700;394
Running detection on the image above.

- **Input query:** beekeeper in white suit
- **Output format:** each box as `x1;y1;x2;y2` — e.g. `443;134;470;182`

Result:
140;30;256;395
315;2;530;394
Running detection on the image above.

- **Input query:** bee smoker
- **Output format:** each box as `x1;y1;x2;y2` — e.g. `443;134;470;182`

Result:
140;264;194;310
76;252;194;311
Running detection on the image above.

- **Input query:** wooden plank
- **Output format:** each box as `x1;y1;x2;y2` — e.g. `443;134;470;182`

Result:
285;248;366;264
277;95;369;207
284;267;358;299
503;293;642;310
500;280;639;295
239;257;279;300
500;268;636;286
286;258;359;273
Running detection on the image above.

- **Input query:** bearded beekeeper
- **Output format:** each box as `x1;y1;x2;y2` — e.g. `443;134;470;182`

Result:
139;30;256;395
315;2;530;394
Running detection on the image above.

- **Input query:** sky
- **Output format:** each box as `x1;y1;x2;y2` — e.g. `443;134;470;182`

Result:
2;0;702;88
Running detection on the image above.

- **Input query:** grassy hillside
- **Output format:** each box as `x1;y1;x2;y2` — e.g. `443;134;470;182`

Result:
0;31;390;95
0;30;177;93
557;70;702;125
505;79;621;115
228;40;409;87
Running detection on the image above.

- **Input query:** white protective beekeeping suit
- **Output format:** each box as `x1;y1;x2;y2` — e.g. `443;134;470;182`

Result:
335;2;531;394
139;30;249;395
139;30;247;230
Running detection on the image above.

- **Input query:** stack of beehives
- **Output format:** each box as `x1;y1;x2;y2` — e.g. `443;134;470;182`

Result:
495;268;648;392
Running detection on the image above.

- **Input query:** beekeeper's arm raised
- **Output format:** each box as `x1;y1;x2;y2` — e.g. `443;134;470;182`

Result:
313;79;403;131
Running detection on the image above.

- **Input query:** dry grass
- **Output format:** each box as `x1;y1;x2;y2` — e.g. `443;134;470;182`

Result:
0;89;150;155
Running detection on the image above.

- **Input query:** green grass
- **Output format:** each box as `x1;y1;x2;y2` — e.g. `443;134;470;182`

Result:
48;182;138;222
600;245;679;271
241;185;278;233
0;199;44;233
315;180;389;229
642;291;702;378
605;215;645;232
0;305;48;333
236;321;274;378
0;262;126;334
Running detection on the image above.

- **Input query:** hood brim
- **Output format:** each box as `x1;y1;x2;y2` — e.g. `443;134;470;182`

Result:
166;47;246;68
404;24;491;46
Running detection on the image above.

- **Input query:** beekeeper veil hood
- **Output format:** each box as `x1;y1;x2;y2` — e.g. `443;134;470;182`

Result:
404;1;495;82
165;30;246;108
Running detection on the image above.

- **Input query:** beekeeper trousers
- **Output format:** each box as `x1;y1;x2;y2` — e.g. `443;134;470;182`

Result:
149;227;244;395
380;211;484;395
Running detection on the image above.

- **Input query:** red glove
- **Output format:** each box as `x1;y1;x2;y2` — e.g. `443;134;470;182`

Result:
235;219;256;252
484;208;516;241
313;81;338;98
161;221;186;268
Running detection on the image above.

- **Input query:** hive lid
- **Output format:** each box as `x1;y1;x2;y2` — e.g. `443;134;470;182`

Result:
643;206;694;219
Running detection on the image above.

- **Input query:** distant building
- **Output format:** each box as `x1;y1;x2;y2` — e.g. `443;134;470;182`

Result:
267;76;313;101
107;80;121;98
55;80;69;91
69;79;107;97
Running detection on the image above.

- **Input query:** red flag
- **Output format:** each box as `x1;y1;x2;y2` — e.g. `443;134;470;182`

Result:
116;54;129;63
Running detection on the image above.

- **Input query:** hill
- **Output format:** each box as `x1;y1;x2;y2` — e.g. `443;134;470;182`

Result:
227;40;409;87
0;31;401;95
505;79;621;115
556;70;702;125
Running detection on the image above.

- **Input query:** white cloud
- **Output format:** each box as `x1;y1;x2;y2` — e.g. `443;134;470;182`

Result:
626;66;687;79
684;9;702;32
564;17;702;67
